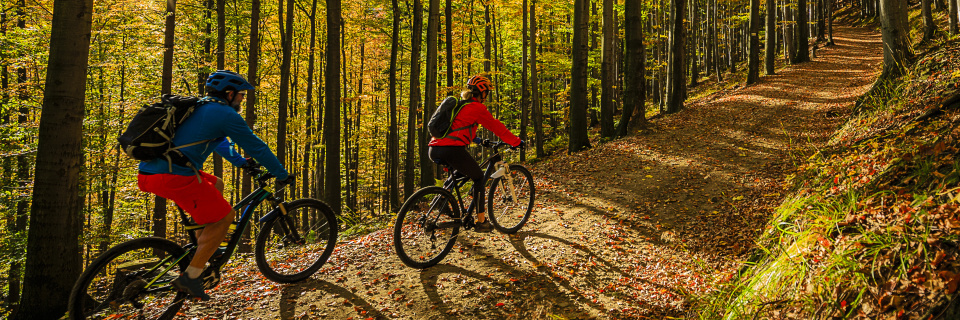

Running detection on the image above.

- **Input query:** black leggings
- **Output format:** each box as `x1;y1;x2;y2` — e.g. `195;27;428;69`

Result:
428;146;485;213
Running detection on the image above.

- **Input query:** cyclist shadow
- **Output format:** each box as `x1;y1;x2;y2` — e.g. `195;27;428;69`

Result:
417;263;584;318
277;279;386;320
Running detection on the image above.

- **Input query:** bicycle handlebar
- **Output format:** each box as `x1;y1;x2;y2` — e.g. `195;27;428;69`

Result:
473;138;521;151
242;166;294;190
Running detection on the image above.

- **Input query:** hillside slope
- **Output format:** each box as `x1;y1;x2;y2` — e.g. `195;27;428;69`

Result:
698;38;960;319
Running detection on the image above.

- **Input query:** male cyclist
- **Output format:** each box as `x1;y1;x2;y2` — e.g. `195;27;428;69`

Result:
137;70;291;300
428;75;523;233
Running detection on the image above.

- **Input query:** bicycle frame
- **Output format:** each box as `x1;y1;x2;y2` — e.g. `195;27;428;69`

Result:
441;143;517;220
149;171;293;288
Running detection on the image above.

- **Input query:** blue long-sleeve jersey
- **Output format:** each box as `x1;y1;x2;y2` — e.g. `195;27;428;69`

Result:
138;99;289;180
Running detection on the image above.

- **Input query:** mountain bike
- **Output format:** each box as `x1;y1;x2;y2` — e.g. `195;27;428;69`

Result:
68;166;338;319
393;139;535;269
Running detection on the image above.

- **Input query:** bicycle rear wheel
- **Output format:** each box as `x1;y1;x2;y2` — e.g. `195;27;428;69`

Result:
487;164;535;234
393;186;460;269
255;198;339;283
68;237;189;320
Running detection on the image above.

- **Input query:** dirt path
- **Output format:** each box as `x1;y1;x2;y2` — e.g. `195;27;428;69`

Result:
181;25;882;319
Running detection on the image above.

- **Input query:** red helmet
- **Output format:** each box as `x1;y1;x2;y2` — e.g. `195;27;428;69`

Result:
466;75;492;100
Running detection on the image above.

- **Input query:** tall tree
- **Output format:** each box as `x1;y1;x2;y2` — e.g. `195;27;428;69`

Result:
711;0;723;82
747;0;761;84
783;3;795;63
11;0;92;316
826;0;834;45
388;0;401;210
878;0;912;79
689;0;700;87
617;0;647;136
531;0;545;157
445;0;454;95
794;0;810;62
278;0;295;167
422;0;440;186
152;0;180;243
765;0;776;74
665;0;686;114
405;0;423;197
950;0;959;34
922;0;936;43
521;0;529;161
325;0;343;212
569;0;592;152
600;0;616;139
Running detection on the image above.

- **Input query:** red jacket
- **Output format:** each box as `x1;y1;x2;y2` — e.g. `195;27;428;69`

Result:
428;98;521;147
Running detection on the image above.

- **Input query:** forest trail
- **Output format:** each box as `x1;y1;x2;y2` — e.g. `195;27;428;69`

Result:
182;25;882;319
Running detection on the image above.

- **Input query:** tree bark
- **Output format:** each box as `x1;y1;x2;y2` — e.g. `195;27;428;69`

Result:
617;0;647;136
665;0;686;114
405;0;423;197
600;0;615;139
922;0;936;42
795;0;810;62
879;0;912;78
531;0;545;157
521;0;529;161
569;0;592;152
950;0;959;34
11;0;91;315
748;0;761;84
389;0;400;211
712;0;723;82
422;0;440;186
278;0;294;168
325;0;342;212
784;2;795;63
689;0;700;87
445;0;454;95
765;0;776;74
826;0;834;45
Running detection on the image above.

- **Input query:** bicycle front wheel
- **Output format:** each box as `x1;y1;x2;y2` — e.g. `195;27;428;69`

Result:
255;198;339;283
393;186;460;269
68;237;189;320
487;164;536;234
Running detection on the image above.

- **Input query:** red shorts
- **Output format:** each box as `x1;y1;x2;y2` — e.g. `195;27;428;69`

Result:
137;171;232;224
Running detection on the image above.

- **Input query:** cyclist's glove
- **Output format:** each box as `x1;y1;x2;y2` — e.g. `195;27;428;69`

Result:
240;157;259;169
512;140;525;150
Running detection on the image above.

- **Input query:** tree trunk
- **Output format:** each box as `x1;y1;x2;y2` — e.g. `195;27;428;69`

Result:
879;0;912;79
239;0;261;253
689;0;700;87
950;0;959;34
301;0;319;199
405;0;423;197
422;0;440;186
600;0;615;139
712;0;723;82
665;0;686;114
445;0;454;95
766;0;776;74
12;0;92;315
389;0;400;211
569;0;592;152
826;0;834;45
784;2;795;63
795;0;810;62
531;0;545;157
278;0;294;169
521;0;529;161
325;0;343;212
922;0;936;42
748;0;761;84
617;0;647;136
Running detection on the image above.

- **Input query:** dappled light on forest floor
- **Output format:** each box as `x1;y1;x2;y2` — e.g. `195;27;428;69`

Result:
176;25;881;319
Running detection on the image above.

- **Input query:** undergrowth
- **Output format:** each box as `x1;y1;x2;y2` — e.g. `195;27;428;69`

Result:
691;36;960;320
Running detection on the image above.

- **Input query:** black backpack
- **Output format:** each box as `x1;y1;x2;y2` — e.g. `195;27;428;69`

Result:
428;97;472;138
117;94;211;168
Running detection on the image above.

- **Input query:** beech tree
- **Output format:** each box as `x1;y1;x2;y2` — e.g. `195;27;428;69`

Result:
12;0;92;316
569;0;591;152
665;0;686;114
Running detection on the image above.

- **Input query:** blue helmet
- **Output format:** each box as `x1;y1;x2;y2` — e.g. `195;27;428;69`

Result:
205;70;254;93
